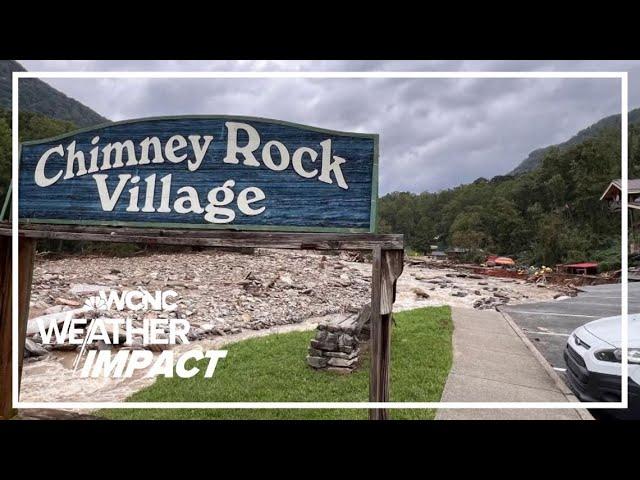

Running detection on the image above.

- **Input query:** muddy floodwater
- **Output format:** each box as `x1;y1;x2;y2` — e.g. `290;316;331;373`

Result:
20;319;323;410
19;249;562;414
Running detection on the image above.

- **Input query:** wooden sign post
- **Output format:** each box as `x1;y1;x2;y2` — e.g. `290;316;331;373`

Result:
0;115;403;420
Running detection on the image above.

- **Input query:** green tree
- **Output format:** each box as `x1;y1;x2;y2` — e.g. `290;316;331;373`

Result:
0;116;10;200
378;113;632;271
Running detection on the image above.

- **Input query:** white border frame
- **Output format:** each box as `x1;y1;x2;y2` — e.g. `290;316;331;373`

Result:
12;70;629;410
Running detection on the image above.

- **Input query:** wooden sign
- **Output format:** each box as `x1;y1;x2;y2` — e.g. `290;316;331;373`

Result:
17;116;378;233
4;115;401;422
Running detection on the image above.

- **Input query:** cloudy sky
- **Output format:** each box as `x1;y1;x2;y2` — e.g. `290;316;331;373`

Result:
19;60;637;195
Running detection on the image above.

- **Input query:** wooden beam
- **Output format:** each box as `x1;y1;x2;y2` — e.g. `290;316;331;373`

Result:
18;239;36;393
369;249;404;420
0;236;35;419
0;236;12;419
380;250;404;315
369;247;383;420
377;313;392;414
0;223;403;251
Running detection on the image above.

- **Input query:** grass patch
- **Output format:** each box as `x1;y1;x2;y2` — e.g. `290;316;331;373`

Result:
99;306;453;420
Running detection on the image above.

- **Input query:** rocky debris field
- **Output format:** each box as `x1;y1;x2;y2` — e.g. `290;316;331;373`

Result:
406;270;566;310
348;260;564;312
24;248;565;359
25;249;372;358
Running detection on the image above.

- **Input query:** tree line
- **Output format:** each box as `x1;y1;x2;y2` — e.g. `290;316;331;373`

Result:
378;122;640;271
0;107;77;202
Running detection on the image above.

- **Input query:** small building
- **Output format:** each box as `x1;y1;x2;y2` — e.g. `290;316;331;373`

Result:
427;251;447;261
600;179;640;210
556;262;598;275
446;247;469;260
601;179;640;253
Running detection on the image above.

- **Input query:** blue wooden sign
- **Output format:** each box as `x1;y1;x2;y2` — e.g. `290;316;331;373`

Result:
18;116;378;233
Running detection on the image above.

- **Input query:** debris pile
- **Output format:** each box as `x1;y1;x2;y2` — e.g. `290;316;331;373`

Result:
384;266;564;311
24;249;376;360
24;249;569;361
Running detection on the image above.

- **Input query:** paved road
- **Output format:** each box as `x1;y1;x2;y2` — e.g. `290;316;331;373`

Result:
501;283;639;372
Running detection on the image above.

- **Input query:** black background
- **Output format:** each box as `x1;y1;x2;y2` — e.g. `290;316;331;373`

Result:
0;4;637;457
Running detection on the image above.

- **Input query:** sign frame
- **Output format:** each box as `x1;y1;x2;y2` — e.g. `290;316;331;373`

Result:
15;115;380;234
2;114;400;421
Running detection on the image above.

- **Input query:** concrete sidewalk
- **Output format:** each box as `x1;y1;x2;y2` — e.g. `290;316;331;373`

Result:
436;307;592;420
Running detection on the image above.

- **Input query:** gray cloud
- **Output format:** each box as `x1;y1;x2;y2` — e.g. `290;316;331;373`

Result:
19;60;634;194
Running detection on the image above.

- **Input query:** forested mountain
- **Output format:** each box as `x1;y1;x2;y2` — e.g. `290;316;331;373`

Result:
510;108;640;175
0;60;108;127
0;108;78;203
379;113;640;270
0;60;107;216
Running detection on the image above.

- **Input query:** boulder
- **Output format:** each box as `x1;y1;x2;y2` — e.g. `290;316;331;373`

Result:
324;350;358;360
55;297;81;307
307;356;328;368
69;284;110;296
412;287;430;299
24;338;48;357
327;357;358;368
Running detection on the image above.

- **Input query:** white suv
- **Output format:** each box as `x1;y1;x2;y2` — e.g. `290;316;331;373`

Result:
564;314;640;419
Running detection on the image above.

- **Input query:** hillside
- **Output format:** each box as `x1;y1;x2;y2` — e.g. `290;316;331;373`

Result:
379;115;635;269
0;108;78;203
0;60;108;128
510;107;640;175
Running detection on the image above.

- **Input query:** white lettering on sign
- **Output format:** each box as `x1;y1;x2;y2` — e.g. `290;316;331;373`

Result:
34;145;65;187
34;122;348;188
32;122;350;224
222;122;347;189
91;174;265;224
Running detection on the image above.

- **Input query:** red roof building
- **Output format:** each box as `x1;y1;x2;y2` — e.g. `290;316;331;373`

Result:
556;262;598;275
494;257;515;266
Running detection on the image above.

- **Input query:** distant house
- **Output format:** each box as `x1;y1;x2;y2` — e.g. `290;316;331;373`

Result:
556;262;598;275
601;179;640;253
600;179;640;210
427;251;447;261
446;247;469;260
